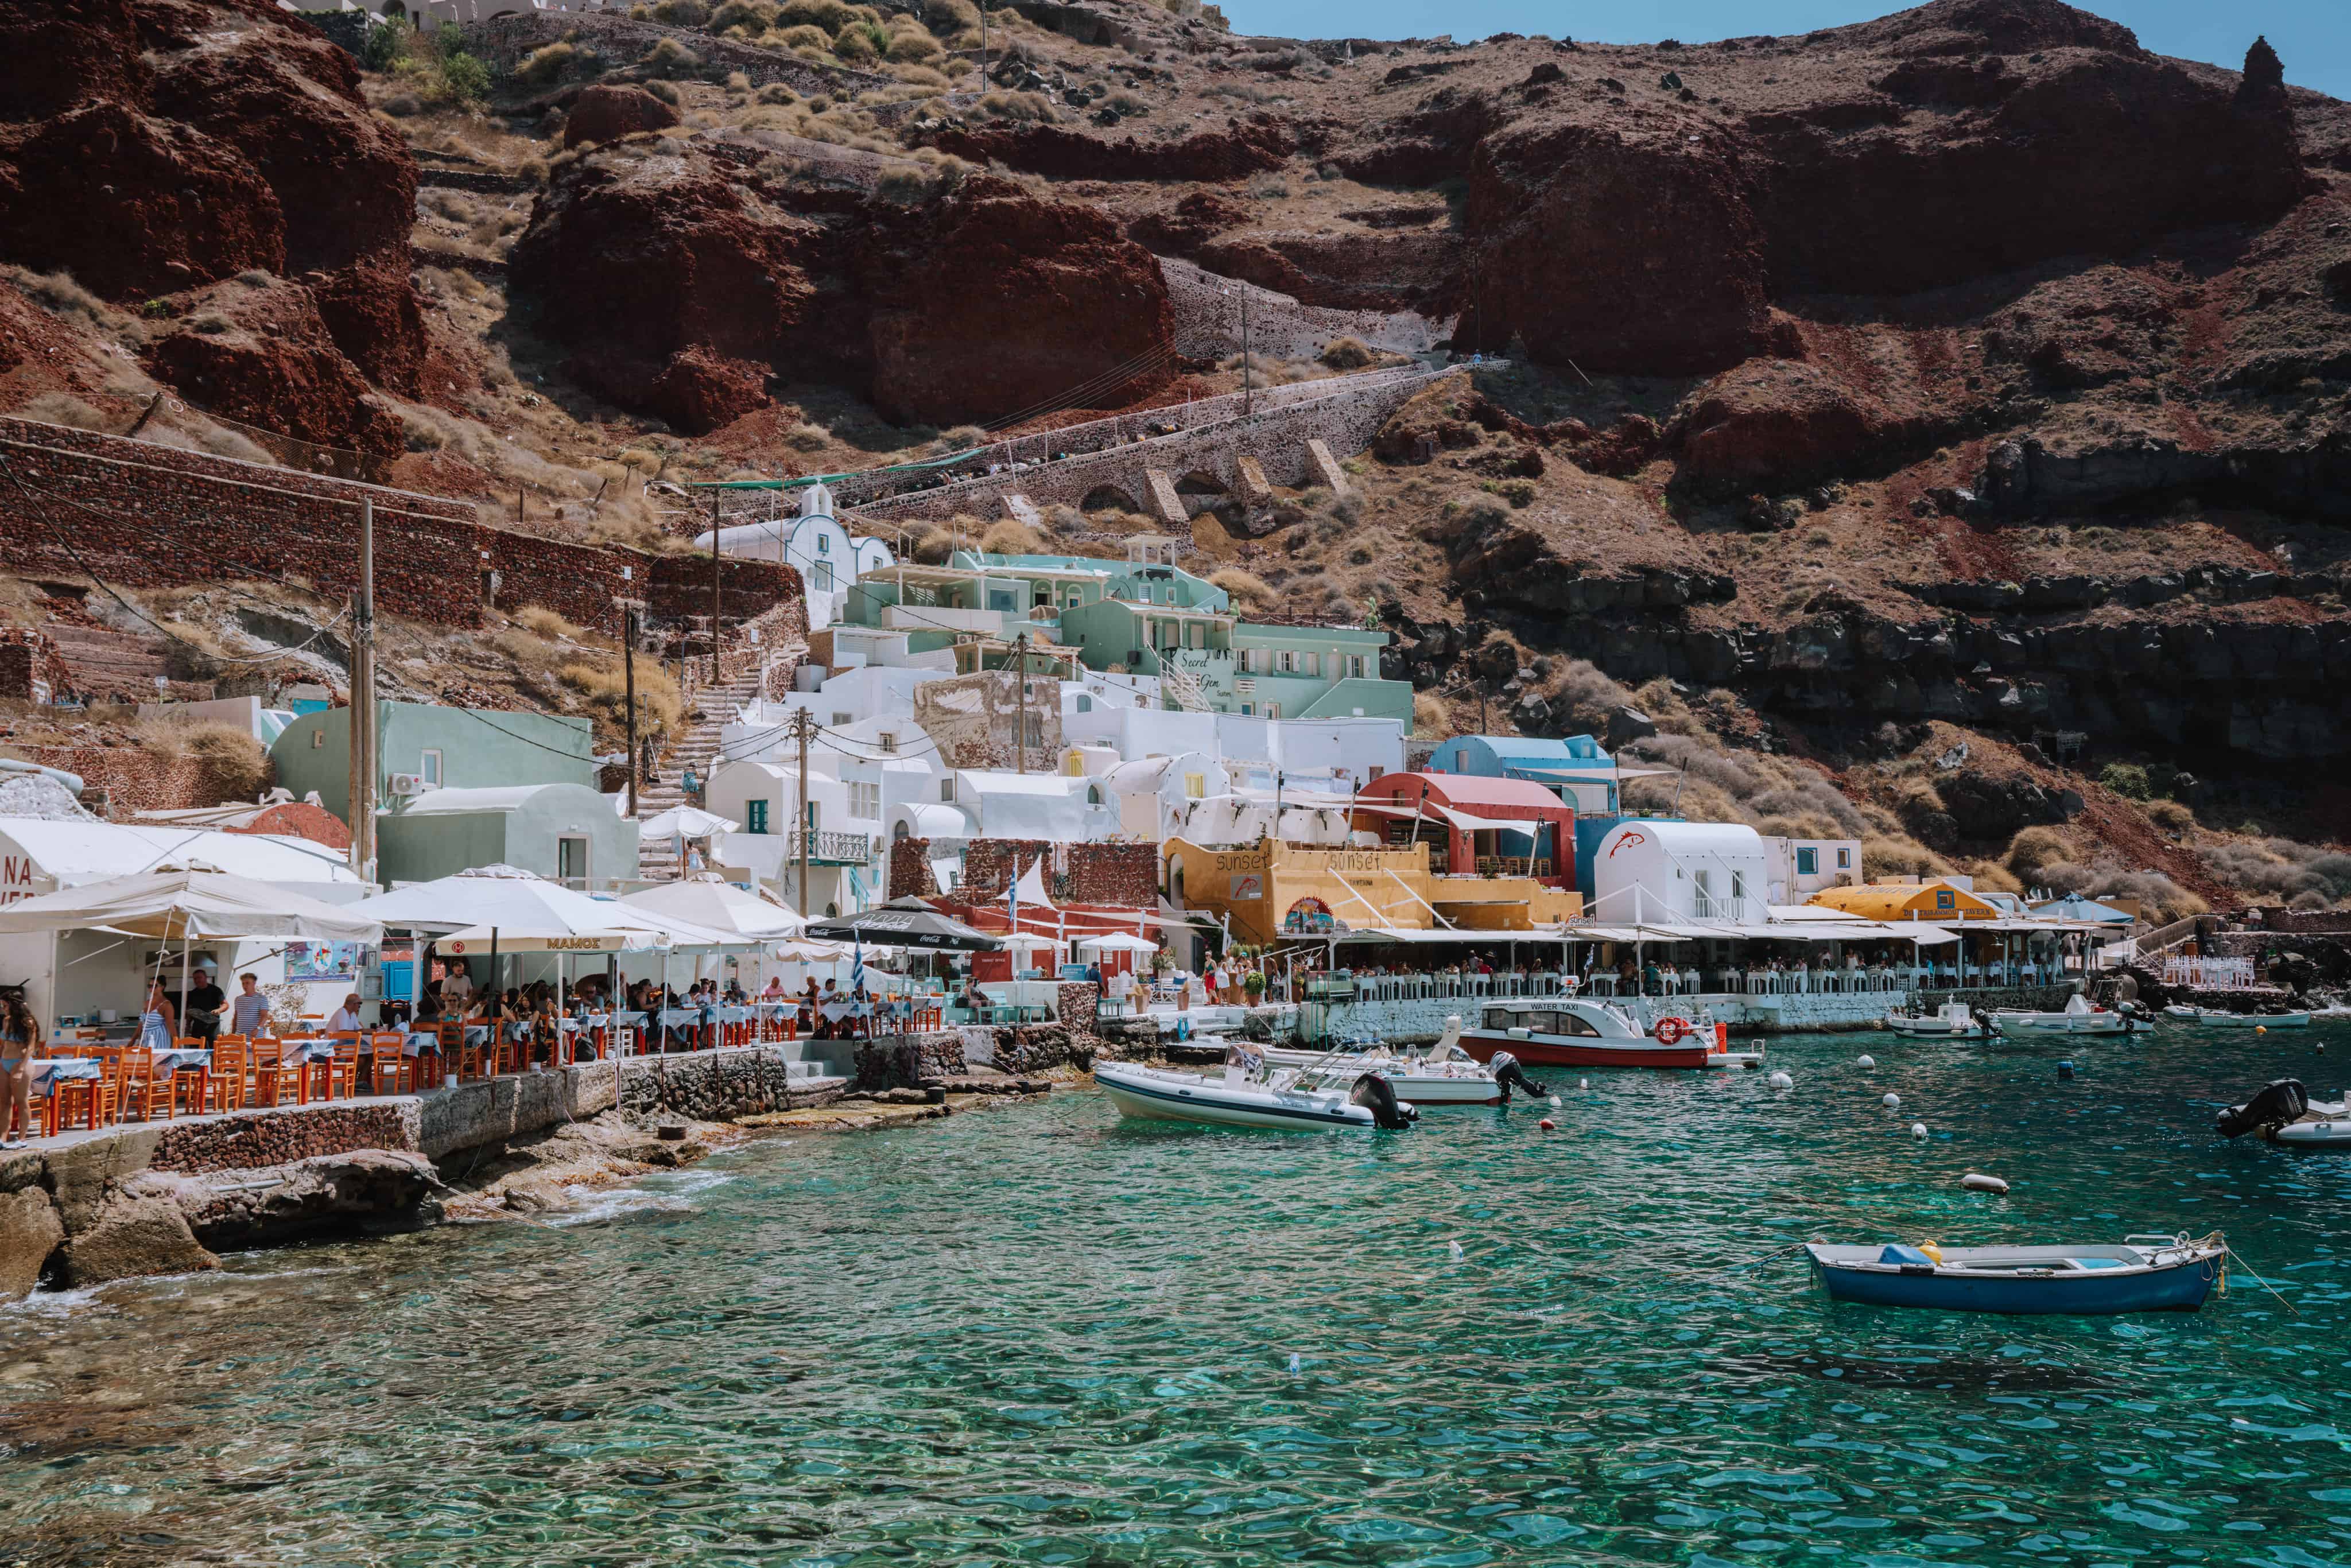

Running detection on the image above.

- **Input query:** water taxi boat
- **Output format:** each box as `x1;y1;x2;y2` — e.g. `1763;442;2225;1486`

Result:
1806;1234;2225;1314
1261;1033;1514;1105
1989;994;2152;1036
1452;998;1725;1070
1882;1002;1988;1039
1094;1058;1416;1131
2163;1004;2311;1027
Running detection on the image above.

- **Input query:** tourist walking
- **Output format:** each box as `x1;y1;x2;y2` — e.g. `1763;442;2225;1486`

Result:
0;983;33;1148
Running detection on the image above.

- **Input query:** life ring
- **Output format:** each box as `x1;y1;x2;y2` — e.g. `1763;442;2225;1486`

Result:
1654;1016;1689;1045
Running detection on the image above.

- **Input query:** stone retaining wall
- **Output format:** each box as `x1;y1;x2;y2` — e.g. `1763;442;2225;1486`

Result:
153;1105;417;1175
0;417;797;638
855;1031;967;1089
620;1050;846;1121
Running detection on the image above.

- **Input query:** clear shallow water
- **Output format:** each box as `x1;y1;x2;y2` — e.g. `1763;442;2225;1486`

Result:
6;1026;2351;1567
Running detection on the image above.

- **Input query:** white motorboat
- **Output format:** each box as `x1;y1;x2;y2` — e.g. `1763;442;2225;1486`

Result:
1990;993;2152;1036
2163;1004;2311;1028
2275;1096;2351;1147
1883;1002;1988;1039
1094;1058;1416;1131
1261;1029;1518;1106
1451;998;1763;1070
2216;1079;2351;1147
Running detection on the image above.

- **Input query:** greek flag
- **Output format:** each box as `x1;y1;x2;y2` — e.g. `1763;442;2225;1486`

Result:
852;939;866;996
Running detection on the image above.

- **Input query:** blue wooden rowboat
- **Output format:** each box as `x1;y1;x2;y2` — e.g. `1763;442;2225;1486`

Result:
1806;1235;2225;1314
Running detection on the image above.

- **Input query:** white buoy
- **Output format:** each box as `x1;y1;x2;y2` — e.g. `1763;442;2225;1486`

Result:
1768;1070;1794;1089
1882;1092;1902;1109
1578;1078;1589;1090
1448;1240;1464;1260
1857;1054;1877;1069
1910;1122;1928;1138
1549;1095;1562;1108
1287;1352;1301;1372
1961;1172;2010;1194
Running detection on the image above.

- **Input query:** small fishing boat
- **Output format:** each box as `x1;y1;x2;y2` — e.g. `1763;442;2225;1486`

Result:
1882;1001;1988;1039
1989;993;2152;1036
2164;1004;2311;1028
2274;1097;2351;1147
1095;1057;1416;1131
1262;1030;1522;1106
1805;1234;2226;1314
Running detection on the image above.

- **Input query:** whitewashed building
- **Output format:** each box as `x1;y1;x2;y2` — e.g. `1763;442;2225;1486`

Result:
1589;820;1773;927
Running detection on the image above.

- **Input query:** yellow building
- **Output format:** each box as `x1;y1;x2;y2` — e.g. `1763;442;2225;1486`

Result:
1163;837;1581;946
1807;879;1997;921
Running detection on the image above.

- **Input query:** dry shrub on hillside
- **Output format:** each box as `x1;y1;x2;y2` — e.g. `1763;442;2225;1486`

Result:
2202;839;2351;910
1412;691;1448;739
561;658;683;740
980;519;1041;555
2005;825;2072;880
1319;336;1375;370
135;719;270;801
2145;799;2197;836
517;606;583;642
1210;568;1274;609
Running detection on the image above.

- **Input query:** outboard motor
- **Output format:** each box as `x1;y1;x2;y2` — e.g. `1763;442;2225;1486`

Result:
1349;1072;1417;1130
2216;1078;2308;1139
1488;1050;1547;1103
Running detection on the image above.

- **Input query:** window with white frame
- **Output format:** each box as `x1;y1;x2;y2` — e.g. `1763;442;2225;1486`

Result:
1276;650;1297;674
848;782;880;819
831;712;852;727
878;731;897;754
419;748;442;787
1347;655;1368;679
1731;871;1747;910
1302;652;1321;677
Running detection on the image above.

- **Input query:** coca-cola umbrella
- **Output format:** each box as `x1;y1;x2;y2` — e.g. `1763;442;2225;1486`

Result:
804;901;1004;952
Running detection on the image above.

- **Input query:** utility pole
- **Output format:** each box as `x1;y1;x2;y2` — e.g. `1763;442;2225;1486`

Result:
708;489;723;685
1242;285;1252;419
793;706;812;918
1012;631;1030;775
622;602;641;819
350;498;377;884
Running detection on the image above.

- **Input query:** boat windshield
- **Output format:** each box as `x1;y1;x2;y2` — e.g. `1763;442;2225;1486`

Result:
1528;1009;1603;1037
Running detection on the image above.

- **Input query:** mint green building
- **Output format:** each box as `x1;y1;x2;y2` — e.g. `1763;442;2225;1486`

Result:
843;544;1413;724
270;701;598;827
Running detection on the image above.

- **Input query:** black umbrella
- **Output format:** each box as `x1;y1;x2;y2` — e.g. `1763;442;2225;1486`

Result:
806;903;1004;952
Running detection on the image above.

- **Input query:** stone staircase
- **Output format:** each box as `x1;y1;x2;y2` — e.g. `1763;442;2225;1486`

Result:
633;668;765;882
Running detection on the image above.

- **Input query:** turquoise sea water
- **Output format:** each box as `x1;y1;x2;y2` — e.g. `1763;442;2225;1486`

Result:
6;1023;2351;1567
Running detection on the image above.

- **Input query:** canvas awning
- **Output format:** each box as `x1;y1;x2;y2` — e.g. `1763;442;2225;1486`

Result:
1351;801;1550;835
350;866;734;947
0;863;383;943
622;875;808;940
806;900;1003;950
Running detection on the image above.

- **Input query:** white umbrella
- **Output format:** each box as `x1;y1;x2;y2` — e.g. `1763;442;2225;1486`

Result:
771;938;853;962
347;865;673;938
1073;932;1159;953
622;875;807;940
639;805;739;840
0;861;383;943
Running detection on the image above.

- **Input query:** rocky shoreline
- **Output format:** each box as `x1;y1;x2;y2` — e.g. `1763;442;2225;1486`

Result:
0;1045;1068;1305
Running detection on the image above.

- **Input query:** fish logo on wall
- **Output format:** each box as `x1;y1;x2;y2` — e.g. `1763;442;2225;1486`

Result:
1608;832;1648;859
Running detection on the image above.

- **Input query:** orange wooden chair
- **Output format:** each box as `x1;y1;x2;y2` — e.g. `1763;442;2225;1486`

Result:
204;1037;249;1112
369;1031;412;1096
170;1036;215;1116
121;1051;174;1122
320;1032;363;1100
249;1037;297;1108
52;1053;118;1132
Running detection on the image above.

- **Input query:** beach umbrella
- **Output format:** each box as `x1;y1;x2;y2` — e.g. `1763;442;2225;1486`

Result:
0;861;383;943
806;902;1004;952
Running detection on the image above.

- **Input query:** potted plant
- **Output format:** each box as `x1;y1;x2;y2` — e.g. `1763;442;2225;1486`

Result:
1242;968;1267;1005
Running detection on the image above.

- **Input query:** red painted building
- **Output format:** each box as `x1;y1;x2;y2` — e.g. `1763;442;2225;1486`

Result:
1349;773;1578;890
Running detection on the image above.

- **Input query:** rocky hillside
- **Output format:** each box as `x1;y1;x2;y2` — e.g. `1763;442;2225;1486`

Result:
0;0;2344;911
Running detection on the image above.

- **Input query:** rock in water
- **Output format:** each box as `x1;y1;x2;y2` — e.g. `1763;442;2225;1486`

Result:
56;1195;218;1288
0;1186;65;1302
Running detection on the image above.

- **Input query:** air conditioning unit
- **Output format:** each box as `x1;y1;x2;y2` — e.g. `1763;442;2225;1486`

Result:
388;773;426;797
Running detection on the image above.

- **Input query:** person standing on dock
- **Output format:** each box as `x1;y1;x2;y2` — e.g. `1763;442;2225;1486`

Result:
0;984;33;1150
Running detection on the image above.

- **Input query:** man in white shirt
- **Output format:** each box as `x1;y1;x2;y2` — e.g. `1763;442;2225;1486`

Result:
230;973;275;1039
328;993;365;1033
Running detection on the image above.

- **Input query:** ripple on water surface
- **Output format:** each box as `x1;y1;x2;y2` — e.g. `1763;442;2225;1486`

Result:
5;1026;2351;1565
